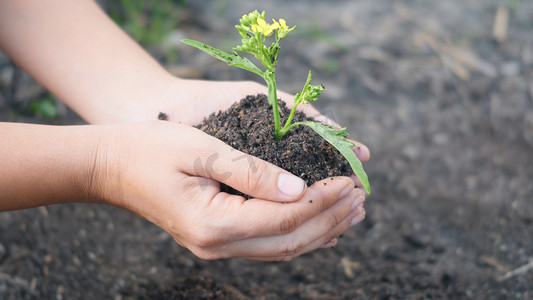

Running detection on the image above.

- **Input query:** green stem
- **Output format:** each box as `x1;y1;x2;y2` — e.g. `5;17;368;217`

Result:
278;71;313;139
265;73;281;140
279;99;300;139
279;121;305;137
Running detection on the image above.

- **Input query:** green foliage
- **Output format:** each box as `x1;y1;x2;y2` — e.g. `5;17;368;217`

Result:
299;22;347;52
108;0;186;45
507;0;523;12
29;94;60;119
318;58;341;74
182;10;370;193
181;39;263;76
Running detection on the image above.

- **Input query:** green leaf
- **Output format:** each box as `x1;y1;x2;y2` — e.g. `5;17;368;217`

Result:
300;121;370;194
181;39;263;76
29;95;60;119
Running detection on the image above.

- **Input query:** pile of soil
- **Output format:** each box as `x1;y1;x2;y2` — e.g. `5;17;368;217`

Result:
195;93;352;195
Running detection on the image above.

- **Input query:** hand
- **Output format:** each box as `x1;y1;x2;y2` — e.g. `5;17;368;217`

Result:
92;121;366;260
156;78;343;127
153;78;371;186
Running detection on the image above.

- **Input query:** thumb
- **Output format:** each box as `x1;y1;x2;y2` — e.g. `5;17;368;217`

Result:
190;147;306;202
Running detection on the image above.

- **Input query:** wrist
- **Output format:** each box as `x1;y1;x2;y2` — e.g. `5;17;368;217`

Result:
45;125;120;206
77;124;130;207
0;123;119;211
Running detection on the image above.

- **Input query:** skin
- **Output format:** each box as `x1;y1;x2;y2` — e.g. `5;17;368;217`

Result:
0;0;369;261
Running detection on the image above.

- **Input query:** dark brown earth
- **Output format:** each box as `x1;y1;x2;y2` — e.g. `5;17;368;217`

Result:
1;0;533;299
195;93;352;196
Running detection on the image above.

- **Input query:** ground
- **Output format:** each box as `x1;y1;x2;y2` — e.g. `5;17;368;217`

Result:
1;0;532;299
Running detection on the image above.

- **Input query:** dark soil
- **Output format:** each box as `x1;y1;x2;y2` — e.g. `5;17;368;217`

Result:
195;93;352;195
1;0;533;299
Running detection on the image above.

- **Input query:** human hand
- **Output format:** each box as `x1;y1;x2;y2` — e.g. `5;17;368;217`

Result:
91;121;366;260
153;78;371;187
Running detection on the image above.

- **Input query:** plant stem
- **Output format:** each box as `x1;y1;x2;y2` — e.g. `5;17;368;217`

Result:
279;121;306;138
278;101;300;138
265;73;281;140
278;71;312;139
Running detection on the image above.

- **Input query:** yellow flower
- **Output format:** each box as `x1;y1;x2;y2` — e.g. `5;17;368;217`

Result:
279;19;289;31
277;18;295;38
251;17;279;36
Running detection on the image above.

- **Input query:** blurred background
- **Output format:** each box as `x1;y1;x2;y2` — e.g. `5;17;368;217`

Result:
1;0;532;298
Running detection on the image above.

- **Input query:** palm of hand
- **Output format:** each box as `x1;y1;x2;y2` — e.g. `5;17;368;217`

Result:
160;79;319;126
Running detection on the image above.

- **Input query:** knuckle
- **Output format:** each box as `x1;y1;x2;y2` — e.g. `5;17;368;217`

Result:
277;211;303;234
278;248;304;261
280;239;306;257
278;254;296;262
325;210;342;230
321;219;353;246
244;158;269;192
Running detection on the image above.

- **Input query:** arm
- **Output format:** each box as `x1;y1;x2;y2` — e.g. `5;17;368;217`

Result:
0;0;370;161
0;0;368;260
0;0;284;126
0;0;370;132
0;0;174;124
0;122;99;211
0;120;366;260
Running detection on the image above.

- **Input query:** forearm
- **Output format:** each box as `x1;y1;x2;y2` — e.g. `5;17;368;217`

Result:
0;122;103;211
0;0;176;124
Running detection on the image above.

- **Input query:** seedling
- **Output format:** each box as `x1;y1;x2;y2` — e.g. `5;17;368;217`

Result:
182;10;370;193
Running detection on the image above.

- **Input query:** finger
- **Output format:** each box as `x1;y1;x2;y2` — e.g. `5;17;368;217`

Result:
242;205;366;261
350;174;364;189
210;186;366;260
347;139;370;162
210;177;358;243
277;203;365;260
313;114;342;128
321;238;338;249
183;131;306;202
236;203;364;261
295;205;366;256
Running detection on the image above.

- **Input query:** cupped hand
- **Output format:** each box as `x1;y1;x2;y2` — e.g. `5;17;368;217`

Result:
92;121;366;260
157;78;370;184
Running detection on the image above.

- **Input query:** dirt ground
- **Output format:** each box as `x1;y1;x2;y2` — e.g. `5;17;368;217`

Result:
1;0;533;299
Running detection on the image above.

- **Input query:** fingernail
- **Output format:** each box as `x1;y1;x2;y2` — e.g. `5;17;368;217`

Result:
322;241;335;248
278;173;305;197
351;196;365;211
351;214;365;226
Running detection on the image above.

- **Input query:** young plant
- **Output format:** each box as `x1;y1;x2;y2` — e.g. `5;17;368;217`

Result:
182;10;370;193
